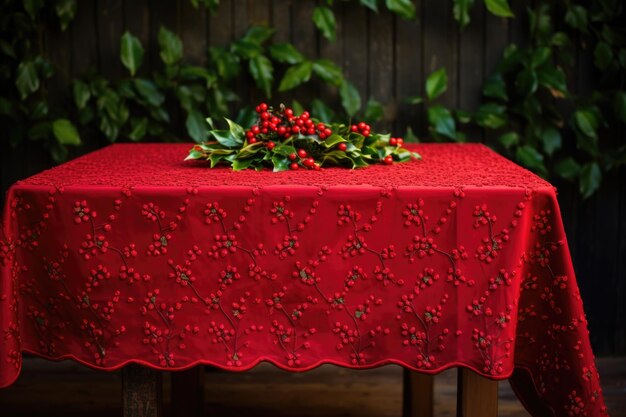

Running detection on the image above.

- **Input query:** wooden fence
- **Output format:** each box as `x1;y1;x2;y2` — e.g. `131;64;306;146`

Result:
1;0;624;354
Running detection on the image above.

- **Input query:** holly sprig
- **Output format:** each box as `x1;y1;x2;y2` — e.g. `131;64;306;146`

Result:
186;103;420;172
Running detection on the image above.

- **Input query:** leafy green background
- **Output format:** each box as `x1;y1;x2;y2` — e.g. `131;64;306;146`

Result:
1;0;625;353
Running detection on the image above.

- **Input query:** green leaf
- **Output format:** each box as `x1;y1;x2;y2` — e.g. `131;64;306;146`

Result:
158;26;183;65
483;74;508;101
133;79;165;106
405;126;419;142
540;126;562;156
565;6;588;32
232;158;255;171
312;6;336;42
385;0;416;19
269;43;304;64
242;26;275;45
279;61;313;91
311;99;336;123
498;132;519;149
538;66;568;97
72;80;91;109
426;67;447;101
128;117;148;141
579;162;602;199
614;91;626;124
515;68;538;96
225;118;245;141
272;155;290;172
15;61;39;100
340;82;362;116
359;0;379;12
474;103;507;129
554;157;581;181
484;0;514;17
574;110;599;139
312;59;343;86
24;0;44;19
364;99;384;122
55;0;77;31
210;46;241;79
530;47;551;69
249;55;274;98
427;105;456;139
120;31;144;76
52;119;81;145
292;100;305;116
453;0;475;29
594;42;613;70
516;145;546;173
186;110;208;143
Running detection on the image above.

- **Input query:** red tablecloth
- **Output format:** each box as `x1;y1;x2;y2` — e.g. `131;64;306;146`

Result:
1;143;607;416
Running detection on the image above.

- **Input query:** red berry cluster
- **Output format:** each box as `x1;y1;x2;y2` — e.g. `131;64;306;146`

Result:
350;121;371;137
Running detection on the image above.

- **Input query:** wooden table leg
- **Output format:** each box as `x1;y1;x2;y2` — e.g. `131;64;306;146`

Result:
457;368;498;417
122;364;162;417
403;369;434;417
171;367;204;417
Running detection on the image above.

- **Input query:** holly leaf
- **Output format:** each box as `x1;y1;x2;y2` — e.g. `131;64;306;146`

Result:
225;118;245;141
312;6;336;42
426;67;447;101
474;102;507;129
340;81;362;116
311;99;336;123
574;110;599;139
158;26;183;65
186;111;208;143
516;68;538;96
120;31;144;76
364;99;384;122
594;42;613;70
484;0;514;18
483;73;508;101
269;43;304;64
128;117;148;141
279;61;313;91
249;55;274;97
55;0;77;31
272;155;290;172
516;145;546;174
52;118;81;145
565;5;588;33
499;132;519;149
242;26;275;45
579;162;602;199
385;0;416;19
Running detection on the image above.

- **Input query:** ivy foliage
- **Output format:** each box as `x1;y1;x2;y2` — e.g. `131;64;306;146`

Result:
1;0;624;197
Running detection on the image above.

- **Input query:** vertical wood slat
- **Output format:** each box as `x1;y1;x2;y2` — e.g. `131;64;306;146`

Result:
122;365;162;417
368;7;395;130
395;2;422;135
456;368;498;417
170;367;204;417
290;0;317;107
342;4;368;108
402;370;434;417
97;0;124;80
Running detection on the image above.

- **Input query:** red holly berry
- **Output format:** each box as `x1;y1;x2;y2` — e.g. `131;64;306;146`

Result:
267;141;275;150
288;153;297;160
303;158;315;167
290;163;299;170
259;103;268;111
251;126;260;135
383;155;393;165
389;137;398;146
297;149;307;158
338;143;347;151
249;138;257;144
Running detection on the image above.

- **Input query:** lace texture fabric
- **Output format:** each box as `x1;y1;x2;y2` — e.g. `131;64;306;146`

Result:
0;143;607;417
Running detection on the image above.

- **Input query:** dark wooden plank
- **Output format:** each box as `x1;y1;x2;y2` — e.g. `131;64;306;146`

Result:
208;0;233;46
171;367;204;417
395;3;422;135
96;0;124;80
319;0;343;110
180;1;207;65
122;365;162;417
71;0;99;76
368;6;395;130
423;0;458;110
342;4;368;110
247;0;272;105
402;370;434;417
458;4;484;129
271;0;290;44
289;0;318;107
456;368;498;417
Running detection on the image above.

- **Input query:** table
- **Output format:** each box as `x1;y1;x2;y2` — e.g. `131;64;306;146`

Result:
0;143;608;416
